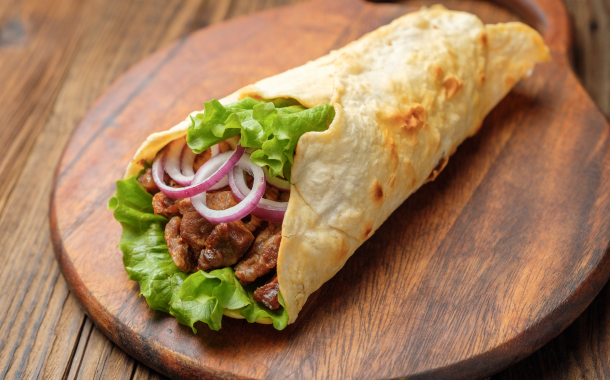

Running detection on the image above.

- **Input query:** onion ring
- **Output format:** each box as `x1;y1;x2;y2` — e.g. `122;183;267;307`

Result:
229;156;288;222
180;144;196;179
163;138;194;186
192;155;266;223
153;145;245;198
191;151;233;191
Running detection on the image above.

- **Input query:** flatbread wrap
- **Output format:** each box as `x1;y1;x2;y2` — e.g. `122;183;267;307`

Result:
110;6;550;330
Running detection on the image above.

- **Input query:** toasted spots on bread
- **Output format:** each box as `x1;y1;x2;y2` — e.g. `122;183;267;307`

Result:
371;179;384;203
480;32;488;48
433;64;444;81
443;76;463;99
403;104;427;130
362;220;374;240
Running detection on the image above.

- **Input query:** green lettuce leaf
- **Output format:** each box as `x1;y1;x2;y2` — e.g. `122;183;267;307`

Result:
186;97;335;181
109;175;186;312
110;173;289;331
169;268;250;332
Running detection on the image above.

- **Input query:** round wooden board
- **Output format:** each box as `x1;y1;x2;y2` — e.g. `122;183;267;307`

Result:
51;0;610;379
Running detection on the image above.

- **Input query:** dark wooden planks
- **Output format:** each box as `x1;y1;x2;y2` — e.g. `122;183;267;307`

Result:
0;0;85;214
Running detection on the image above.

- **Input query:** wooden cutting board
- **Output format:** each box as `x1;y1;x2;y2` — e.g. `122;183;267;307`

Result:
50;0;610;379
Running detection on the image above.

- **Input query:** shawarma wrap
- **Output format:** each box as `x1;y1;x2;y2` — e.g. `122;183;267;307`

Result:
111;6;549;330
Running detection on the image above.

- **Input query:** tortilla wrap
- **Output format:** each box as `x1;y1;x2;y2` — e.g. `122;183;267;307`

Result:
124;6;549;324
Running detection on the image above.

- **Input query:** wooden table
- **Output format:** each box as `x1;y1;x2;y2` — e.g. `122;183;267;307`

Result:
0;0;608;378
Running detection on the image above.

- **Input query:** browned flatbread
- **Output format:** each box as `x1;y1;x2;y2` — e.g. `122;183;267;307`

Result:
125;6;549;324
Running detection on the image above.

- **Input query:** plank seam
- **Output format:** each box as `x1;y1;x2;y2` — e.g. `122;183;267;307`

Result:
60;295;87;380
31;268;68;379
0;229;51;378
128;360;138;380
13;231;58;379
93;336;112;380
70;318;94;380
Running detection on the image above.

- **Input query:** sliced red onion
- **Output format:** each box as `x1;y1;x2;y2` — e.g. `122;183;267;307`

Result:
163;138;194;186
191;152;232;191
180;144;196;179
229;157;288;223
153;145;245;199
167;140;222;186
209;176;229;191
263;167;291;191
191;155;266;223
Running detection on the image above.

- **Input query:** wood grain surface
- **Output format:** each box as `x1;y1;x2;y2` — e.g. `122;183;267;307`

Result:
0;0;608;379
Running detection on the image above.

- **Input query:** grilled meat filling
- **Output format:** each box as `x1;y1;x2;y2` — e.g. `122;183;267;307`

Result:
235;222;282;284
142;172;285;310
253;276;280;310
165;216;197;273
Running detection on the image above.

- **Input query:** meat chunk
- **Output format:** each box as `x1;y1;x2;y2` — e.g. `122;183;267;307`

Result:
279;191;290;202
243;214;265;233
177;199;215;253
176;190;254;271
152;192;180;217
198;221;254;270
207;190;237;210
165;216;197;272
264;186;279;201
138;168;159;194
162;190;258;273
253;276;280;310
177;191;239;253
235;222;282;284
